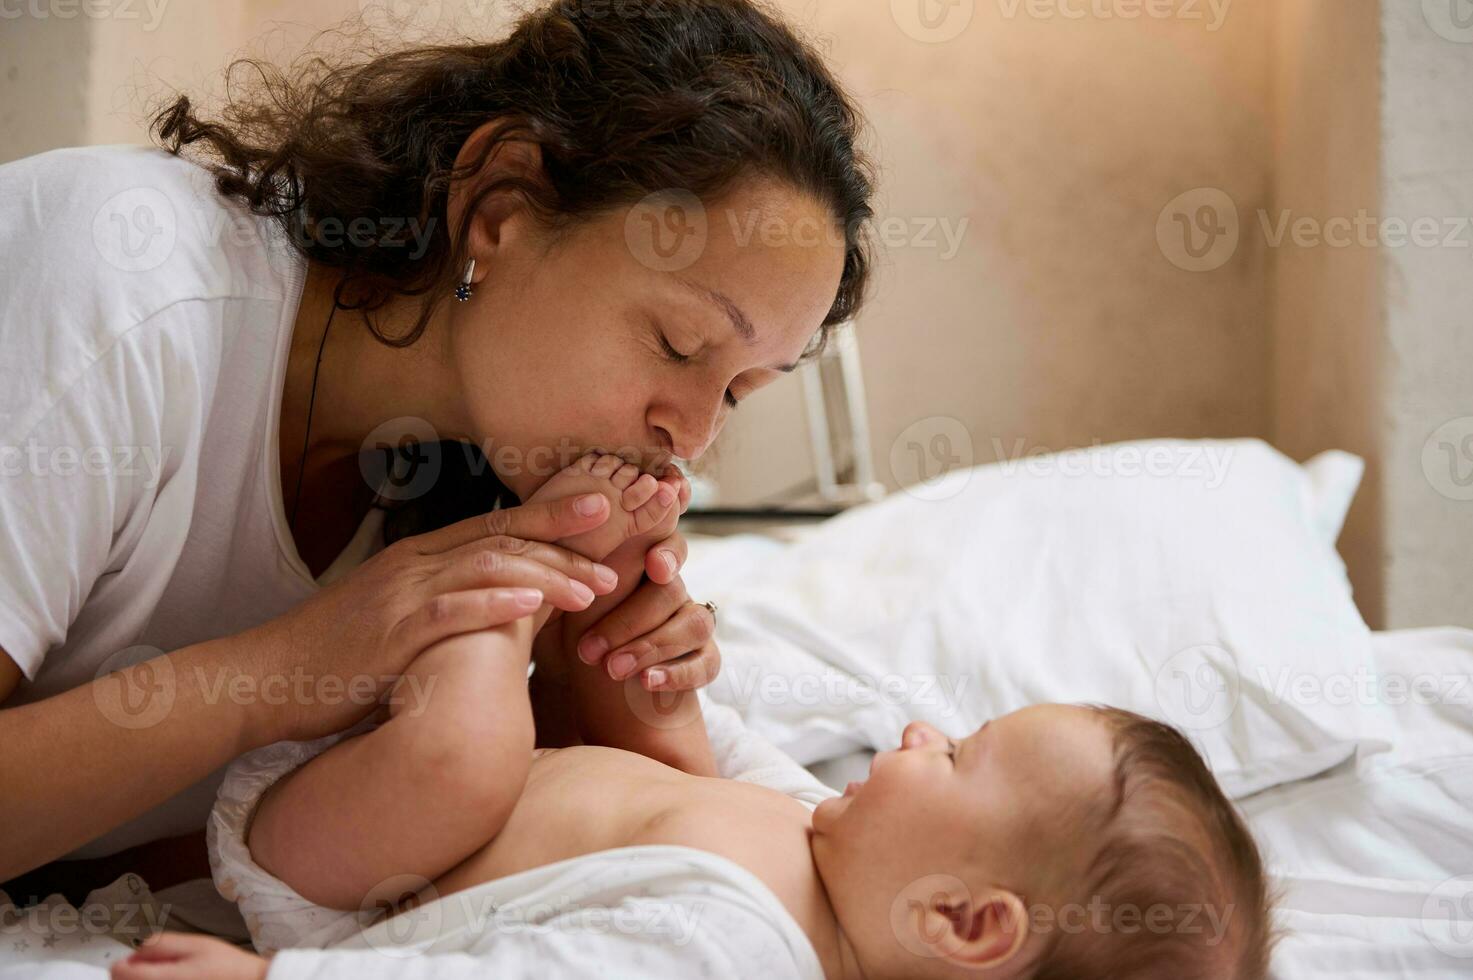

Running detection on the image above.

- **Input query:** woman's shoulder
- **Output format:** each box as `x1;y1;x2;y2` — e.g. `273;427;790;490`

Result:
2;142;244;264
0;143;306;431
6;142;299;295
2;141;304;304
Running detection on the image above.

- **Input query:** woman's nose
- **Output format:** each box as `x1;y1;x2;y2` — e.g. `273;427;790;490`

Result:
653;400;723;461
659;427;712;463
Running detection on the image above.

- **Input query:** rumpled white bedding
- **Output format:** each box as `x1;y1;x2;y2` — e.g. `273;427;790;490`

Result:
1241;627;1473;977
793;628;1473;979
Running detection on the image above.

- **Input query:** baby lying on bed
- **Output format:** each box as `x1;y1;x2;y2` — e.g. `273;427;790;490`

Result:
119;452;1274;980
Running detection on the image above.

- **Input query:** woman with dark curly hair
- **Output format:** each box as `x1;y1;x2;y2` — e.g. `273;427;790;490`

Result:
0;0;875;908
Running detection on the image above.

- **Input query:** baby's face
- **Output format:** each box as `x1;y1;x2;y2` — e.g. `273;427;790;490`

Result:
811;705;1118;968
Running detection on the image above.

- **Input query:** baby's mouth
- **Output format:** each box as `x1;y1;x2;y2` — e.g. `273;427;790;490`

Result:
843;780;865;798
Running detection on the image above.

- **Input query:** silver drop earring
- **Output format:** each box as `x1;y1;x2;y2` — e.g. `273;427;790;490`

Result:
455;258;475;302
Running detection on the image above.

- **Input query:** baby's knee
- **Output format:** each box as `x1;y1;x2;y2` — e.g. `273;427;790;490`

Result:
414;702;534;840
394;633;537;827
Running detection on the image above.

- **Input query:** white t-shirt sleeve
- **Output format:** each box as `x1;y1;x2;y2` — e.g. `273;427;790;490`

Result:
0;305;205;679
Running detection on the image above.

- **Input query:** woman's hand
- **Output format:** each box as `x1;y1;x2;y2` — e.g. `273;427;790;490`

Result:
527;465;718;696
570;549;722;692
244;493;621;745
577;468;719;693
111;932;267;980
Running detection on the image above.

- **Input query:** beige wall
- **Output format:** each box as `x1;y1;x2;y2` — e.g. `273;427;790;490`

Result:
0;8;92;159
1269;0;1384;622
714;0;1275;505
1270;0;1473;629
1377;1;1473;628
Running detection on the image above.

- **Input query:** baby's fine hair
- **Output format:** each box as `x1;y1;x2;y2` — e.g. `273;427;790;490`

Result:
1029;706;1276;980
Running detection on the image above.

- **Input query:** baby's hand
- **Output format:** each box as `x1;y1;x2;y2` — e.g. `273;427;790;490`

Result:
112;932;267;980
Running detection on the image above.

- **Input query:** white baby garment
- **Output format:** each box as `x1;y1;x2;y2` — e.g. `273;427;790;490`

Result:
265;844;824;980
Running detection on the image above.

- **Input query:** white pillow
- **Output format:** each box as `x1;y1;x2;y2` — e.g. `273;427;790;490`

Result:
684;438;1380;798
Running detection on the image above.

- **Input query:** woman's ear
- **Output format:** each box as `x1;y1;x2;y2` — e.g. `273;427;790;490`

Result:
448;118;547;266
933;888;1030;971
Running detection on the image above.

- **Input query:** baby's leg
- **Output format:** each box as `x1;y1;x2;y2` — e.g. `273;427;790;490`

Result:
555;515;717;775
248;616;538;912
244;454;682;913
244;453;692;913
523;454;714;773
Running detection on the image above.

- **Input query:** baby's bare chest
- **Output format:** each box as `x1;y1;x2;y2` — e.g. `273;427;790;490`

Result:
431;746;821;923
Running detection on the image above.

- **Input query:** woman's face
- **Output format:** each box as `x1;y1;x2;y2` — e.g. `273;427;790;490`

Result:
447;176;849;500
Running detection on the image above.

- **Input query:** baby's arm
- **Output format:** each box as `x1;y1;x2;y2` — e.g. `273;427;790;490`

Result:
557;542;717;777
247;615;538;912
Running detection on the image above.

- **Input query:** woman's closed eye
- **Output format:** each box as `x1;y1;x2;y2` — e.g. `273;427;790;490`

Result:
658;331;741;408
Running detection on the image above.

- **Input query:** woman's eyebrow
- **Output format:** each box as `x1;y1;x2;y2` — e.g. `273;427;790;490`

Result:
673;276;800;373
675;276;756;342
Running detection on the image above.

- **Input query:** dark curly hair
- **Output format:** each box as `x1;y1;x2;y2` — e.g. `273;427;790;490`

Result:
148;0;876;539
148;0;877;350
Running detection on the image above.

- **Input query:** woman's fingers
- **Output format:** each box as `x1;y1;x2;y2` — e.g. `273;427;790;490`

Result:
641;642;722;692
602;599;717;681
644;531;689;585
428;550;604;611
438;535;618;597
397;587;545;655
575;576;689;665
406;492;611;554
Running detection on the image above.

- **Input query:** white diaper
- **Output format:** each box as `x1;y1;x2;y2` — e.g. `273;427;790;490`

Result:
206;717;385;955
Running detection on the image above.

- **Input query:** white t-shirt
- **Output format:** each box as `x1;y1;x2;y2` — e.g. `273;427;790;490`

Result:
0;144;387;858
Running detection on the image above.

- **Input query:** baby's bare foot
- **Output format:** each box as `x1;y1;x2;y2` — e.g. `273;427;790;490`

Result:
525;452;679;564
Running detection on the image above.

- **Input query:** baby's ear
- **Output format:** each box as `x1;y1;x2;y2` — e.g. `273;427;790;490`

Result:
936;888;1030;971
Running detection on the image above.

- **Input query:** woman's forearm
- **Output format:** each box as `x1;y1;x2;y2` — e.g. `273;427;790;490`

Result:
0;634;270;882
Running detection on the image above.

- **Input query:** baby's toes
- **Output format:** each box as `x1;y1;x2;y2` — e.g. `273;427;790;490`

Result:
590;453;624;479
629;481;679;536
610;462;641;492
621;473;658;511
656;469;691;510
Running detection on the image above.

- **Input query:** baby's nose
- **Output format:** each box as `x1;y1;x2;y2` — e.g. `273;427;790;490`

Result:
901;720;942;748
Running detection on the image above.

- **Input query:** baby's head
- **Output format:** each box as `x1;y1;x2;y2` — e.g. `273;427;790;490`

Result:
811;704;1273;979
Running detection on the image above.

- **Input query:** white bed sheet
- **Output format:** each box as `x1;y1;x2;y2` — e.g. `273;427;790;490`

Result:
797;628;1473;978
5;639;1468;979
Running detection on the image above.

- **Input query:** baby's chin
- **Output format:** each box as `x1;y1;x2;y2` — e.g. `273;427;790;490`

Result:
811;789;859;834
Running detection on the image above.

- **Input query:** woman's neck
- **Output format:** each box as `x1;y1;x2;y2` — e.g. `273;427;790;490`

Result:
283;261;475;463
